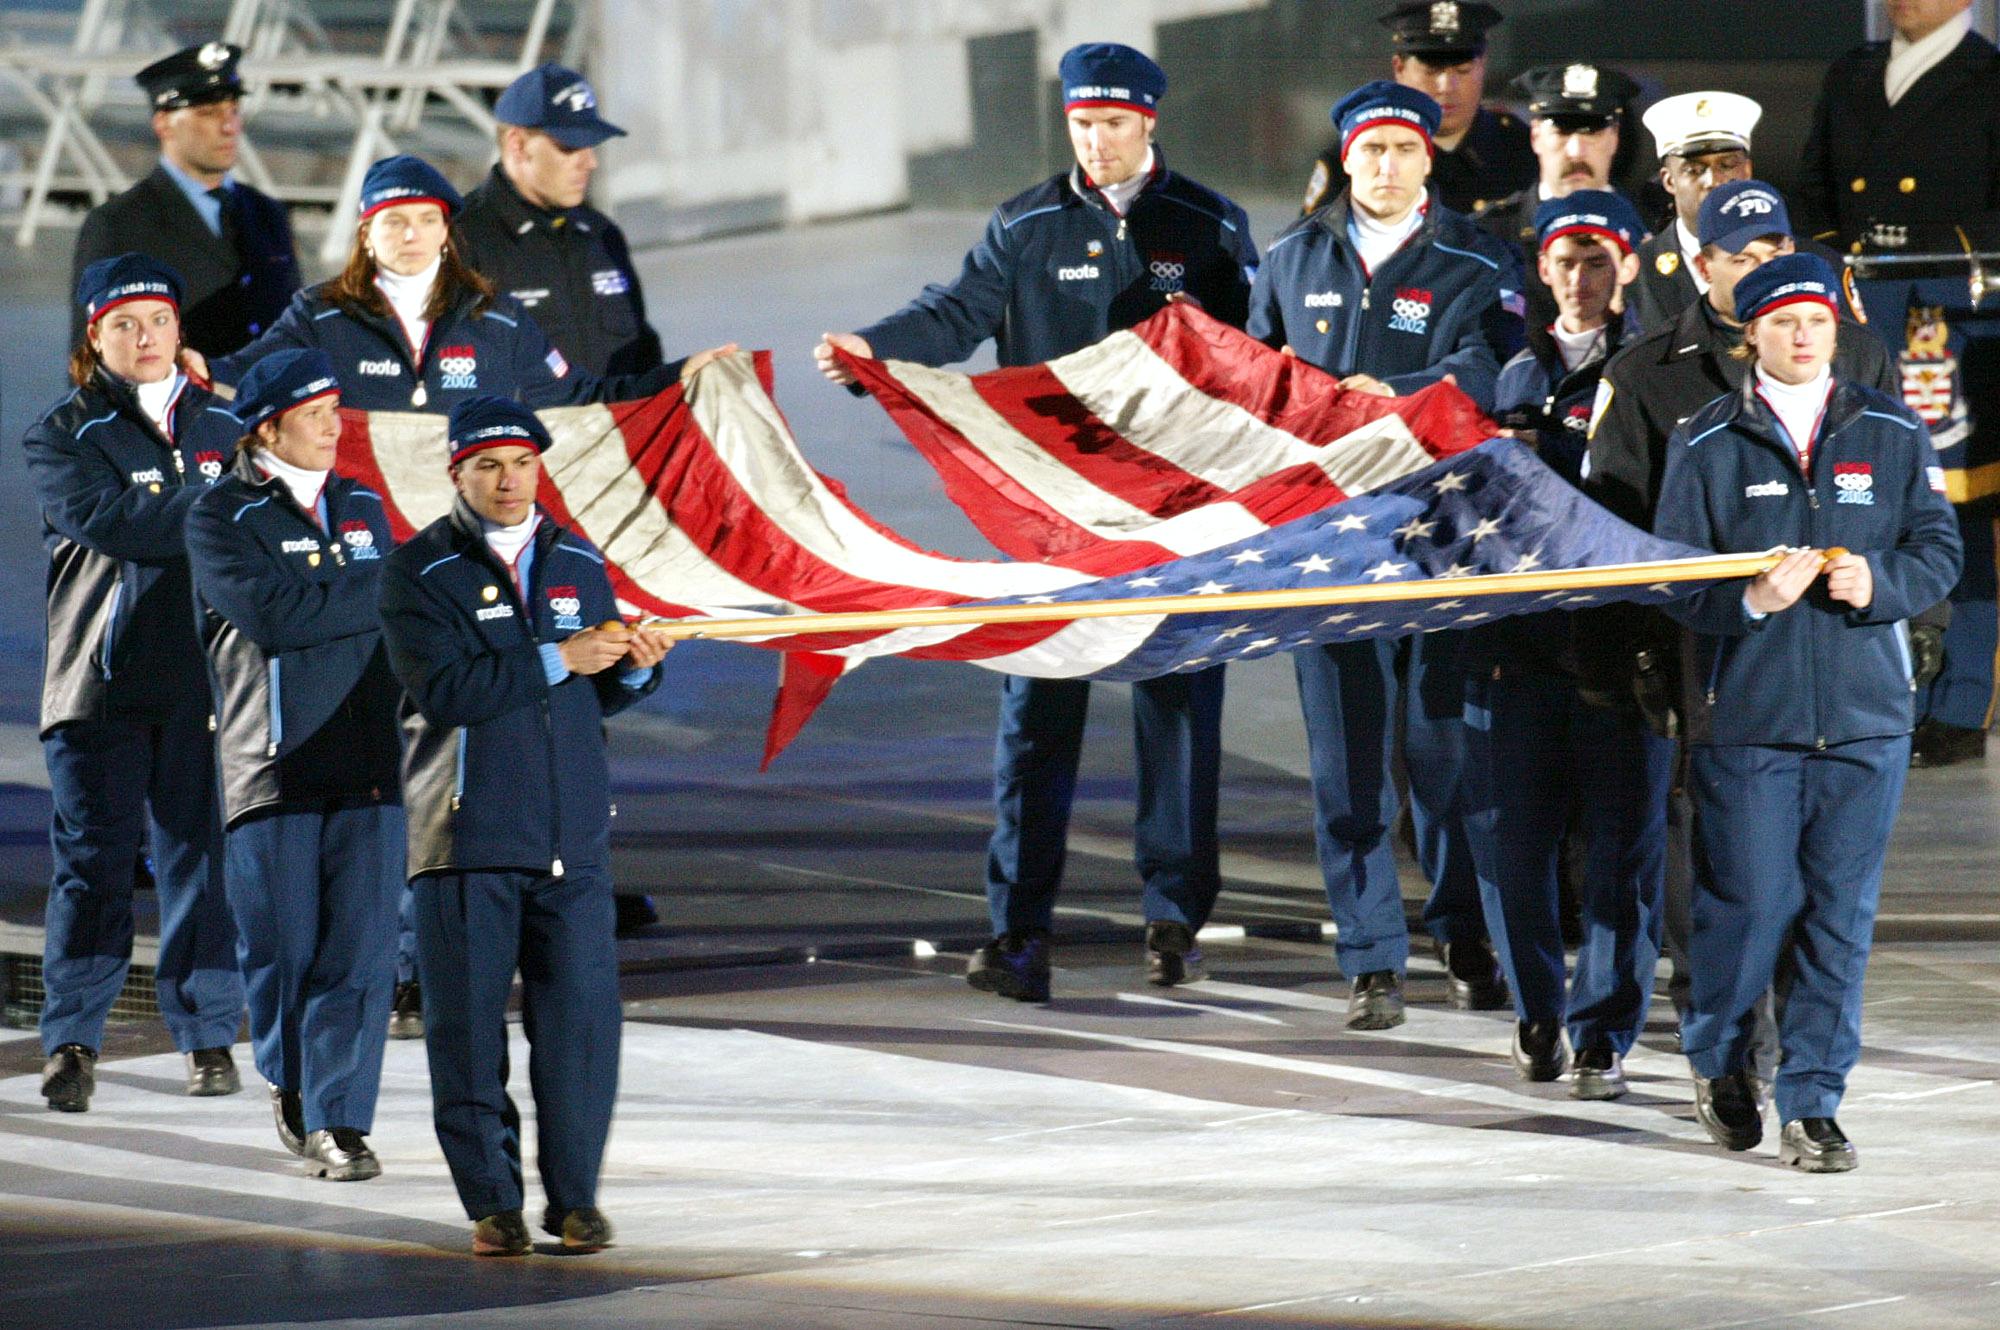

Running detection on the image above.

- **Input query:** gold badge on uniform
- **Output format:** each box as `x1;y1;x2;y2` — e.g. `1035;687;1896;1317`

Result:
307;552;320;567
482;585;499;602
1656;252;1680;277
1086;239;1104;257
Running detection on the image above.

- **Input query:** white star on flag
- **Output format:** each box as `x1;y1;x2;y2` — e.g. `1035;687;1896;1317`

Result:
1294;553;1335;574
1323;612;1357;624
1433;599;1464;611
1647;582;1673;595
1217;624;1255;639
1192;581;1231;595
1332;514;1371;533
1352;620;1388;633
1455;611;1490;623
1227;549;1267;565
1022;595;1059;604
1511;551;1543;573
1466;517;1504;543
1247;637;1280;651
1393;517;1438;541
1363;560;1409;581
1432;470;1469;493
1438;562;1476;578
1128;576;1164;588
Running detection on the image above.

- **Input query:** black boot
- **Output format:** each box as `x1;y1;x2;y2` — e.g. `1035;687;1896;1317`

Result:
1144;921;1206;986
1570;1046;1627;1100
42;1044;96;1113
185;1047;240;1096
388;980;424;1040
1438;937;1508;1010
1779;1117;1857;1173
966;932;1052;1002
1345;970;1405;1030
303;1127;382;1181
1693;1067;1765;1150
542;1204;613;1251
473;1209;531;1257
271;1085;306;1156
1511;1021;1569;1082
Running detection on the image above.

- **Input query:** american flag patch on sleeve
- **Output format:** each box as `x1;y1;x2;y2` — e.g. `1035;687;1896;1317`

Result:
1500;288;1526;319
546;348;570;378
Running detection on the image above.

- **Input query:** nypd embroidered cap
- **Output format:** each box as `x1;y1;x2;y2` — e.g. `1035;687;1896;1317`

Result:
1534;189;1648;255
1332;80;1442;157
135;41;244;110
359;154;463;221
1510;63;1640;128
447;395;552;466
495;62;627;149
1059;43;1167;116
1377;1;1504;59
233;348;341;432
1642;90;1761;160
1731;252;1840;325
77;253;182;325
1698;179;1792;255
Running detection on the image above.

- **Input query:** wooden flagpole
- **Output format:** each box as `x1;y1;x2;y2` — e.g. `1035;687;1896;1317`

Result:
635;549;1809;643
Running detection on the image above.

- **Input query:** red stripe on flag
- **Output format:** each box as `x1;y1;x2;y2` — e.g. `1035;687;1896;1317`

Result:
334;410;425;544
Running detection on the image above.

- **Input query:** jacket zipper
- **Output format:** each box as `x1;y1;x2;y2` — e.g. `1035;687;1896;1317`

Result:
450;729;467;811
266;657;283;757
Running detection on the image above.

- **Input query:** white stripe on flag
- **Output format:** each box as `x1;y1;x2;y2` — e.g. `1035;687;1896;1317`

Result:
363;410;458;523
977;613;1169;678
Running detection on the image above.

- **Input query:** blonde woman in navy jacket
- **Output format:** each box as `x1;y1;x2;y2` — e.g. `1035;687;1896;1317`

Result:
186;349;403;1181
1656;254;1960;1172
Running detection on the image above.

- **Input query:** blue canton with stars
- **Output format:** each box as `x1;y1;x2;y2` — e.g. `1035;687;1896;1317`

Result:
978;440;1730;683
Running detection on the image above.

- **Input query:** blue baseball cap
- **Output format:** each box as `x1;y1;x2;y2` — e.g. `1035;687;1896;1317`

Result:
77;253;182;325
495;63;625;148
1731;252;1841;325
1697;179;1792;255
1331;80;1441;158
1059;43;1166;117
447;395;552;466
1534;189;1648;255
359;154;462;221
233;348;341;431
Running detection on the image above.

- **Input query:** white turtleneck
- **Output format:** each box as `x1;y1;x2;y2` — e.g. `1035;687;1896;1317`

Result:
1676;217;1711;294
1886;8;1972;106
1755;364;1834;464
1550;319;1608;373
1093;147;1156;217
375;256;439;355
1348;199;1426;275
256;450;330;522
483;511;541;594
134;371;186;433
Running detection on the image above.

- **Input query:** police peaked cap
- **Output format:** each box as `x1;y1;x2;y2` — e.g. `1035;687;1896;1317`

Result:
496;62;627;148
77;252;182;325
1332;81;1442;157
1378;1;1505;59
1698;179;1792;254
359;155;463;221
1731;253;1840;324
448;395;552;466
135;42;244;110
1510;63;1640;126
233;348;342;432
1059;43;1167;115
1534;189;1648;255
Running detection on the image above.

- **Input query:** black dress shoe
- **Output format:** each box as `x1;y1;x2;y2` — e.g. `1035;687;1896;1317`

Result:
1345;970;1405;1030
42;1044;96;1113
1438;938;1509;1010
388;980;424;1040
1779;1117;1857;1173
1693;1067;1764;1150
185;1047;241;1097
271;1086;307;1156
473;1208;531;1257
966;932;1051;1002
1144;920;1206;987
1511;1021;1569;1082
1571;1046;1626;1100
303;1127;382;1181
614;893;660;937
542;1204;613;1251
1910;719;1987;769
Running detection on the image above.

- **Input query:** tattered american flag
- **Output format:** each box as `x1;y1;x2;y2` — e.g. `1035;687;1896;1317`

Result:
335;304;1741;761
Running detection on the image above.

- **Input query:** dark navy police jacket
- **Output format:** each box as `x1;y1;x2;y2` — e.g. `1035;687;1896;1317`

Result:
212;285;678;414
23;371;238;735
186;452;402;828
859;149;1257;368
1657;376;1961;749
1247;189;1523;413
379;502;660;879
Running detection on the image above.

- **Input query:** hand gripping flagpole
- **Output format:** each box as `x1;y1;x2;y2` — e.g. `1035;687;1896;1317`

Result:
622;548;1834;643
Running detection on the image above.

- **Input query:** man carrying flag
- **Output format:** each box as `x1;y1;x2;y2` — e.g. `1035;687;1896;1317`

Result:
1248;80;1522;1030
813;42;1257;1002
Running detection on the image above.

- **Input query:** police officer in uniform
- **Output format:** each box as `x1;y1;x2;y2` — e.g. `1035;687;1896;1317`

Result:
1301;2;1534;218
1630;92;1762;332
27;255;245;1111
456;63;670;934
1252;82;1523;1029
1655;253;1960;1170
379;396;669;1255
815;43;1256;1002
186;349;404;1181
71;43;300;357
1473;62;1641;332
1799;0;2000;767
455;63;664;380
1584;181;1899;1051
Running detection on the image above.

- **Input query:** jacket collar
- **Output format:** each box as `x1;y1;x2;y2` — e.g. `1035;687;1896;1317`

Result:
447;497;559;558
1067;145;1169;214
90;367;199;447
1725;369;1871;453
230;447;350;525
479;163;590;236
1316;187;1440;253
1524;309;1632;382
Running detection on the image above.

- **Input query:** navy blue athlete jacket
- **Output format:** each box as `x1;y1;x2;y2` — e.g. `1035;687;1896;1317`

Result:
187;451;402;827
859;149;1257;367
1247;188;1524;412
1657;376;1961;748
211;284;679;414
378;502;659;879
